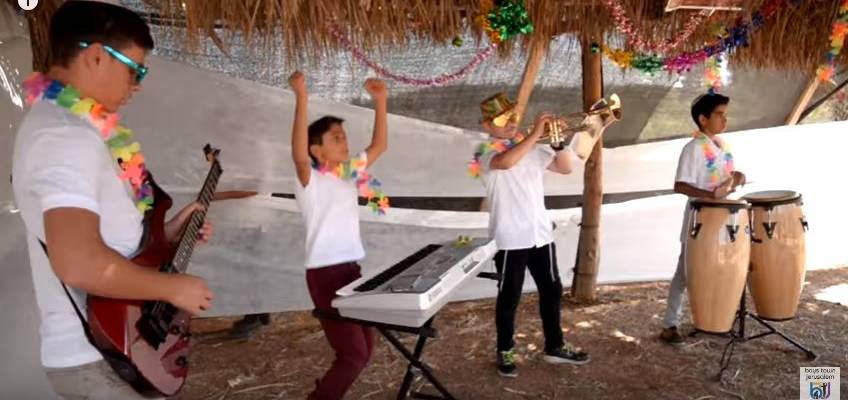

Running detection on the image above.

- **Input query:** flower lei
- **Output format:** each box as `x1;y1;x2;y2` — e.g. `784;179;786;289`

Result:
23;73;154;213
695;132;734;189
467;132;525;178
315;154;389;215
816;0;848;82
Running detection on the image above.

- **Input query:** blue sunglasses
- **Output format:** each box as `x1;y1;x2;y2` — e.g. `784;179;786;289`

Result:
79;41;148;83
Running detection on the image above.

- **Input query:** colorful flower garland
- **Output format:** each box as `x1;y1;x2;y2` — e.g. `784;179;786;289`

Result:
315;154;389;215
601;0;709;53
467;133;525;178
327;23;497;88
23;73;154;213
477;0;534;44
603;0;803;76
703;55;723;92
816;0;848;82
695;132;734;189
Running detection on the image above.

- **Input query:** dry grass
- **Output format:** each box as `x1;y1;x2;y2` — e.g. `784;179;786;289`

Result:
15;0;845;74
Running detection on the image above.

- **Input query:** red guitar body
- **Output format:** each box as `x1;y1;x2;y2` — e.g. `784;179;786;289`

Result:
85;145;221;397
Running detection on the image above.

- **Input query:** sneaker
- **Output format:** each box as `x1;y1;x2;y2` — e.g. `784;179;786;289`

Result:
660;326;686;345
543;343;590;365
496;349;518;378
229;313;270;339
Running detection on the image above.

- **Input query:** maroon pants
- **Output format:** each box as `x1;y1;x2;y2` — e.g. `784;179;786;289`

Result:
306;262;374;400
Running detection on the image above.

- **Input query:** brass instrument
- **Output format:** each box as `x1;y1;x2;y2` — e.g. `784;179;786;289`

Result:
527;94;623;152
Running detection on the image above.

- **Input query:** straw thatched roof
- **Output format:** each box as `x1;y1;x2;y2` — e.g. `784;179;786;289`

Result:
14;0;846;75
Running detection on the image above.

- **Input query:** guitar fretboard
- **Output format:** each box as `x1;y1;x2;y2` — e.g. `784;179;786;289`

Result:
169;159;222;274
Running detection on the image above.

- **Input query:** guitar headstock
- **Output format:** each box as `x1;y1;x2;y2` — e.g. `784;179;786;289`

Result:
203;144;221;164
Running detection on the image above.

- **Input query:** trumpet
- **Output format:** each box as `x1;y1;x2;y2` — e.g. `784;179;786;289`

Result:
526;94;623;148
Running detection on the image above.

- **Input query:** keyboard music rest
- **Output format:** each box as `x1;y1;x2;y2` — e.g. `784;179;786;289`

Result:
332;238;497;327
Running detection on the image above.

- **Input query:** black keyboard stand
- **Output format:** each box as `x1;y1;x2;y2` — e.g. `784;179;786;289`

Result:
476;272;501;281
311;309;453;400
311;270;502;399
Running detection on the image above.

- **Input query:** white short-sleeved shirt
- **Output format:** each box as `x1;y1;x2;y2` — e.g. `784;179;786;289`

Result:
479;145;556;250
12;101;144;368
294;153;367;269
675;134;734;241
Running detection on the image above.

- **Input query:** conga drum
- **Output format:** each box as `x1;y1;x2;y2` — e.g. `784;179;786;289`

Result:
742;191;807;321
685;199;751;333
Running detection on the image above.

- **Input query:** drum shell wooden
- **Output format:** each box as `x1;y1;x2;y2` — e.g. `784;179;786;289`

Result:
745;192;807;321
685;200;750;333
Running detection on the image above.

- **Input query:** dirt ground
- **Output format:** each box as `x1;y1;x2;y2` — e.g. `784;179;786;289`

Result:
173;267;848;400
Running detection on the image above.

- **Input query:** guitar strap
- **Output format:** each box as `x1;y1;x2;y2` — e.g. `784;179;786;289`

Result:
37;240;97;345
37;239;140;385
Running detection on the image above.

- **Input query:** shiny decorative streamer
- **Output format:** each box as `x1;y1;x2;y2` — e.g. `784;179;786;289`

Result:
603;0;804;76
327;24;497;87
600;0;709;54
478;0;534;44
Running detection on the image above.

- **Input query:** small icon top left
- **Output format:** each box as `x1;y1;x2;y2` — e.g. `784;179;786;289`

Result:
18;0;39;11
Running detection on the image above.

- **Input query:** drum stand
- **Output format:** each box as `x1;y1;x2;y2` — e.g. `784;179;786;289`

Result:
713;287;817;380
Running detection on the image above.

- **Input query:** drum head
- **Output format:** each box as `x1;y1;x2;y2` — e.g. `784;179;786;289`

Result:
742;190;801;206
690;198;750;211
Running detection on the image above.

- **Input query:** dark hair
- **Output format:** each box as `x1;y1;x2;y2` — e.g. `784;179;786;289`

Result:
48;1;154;68
307;116;344;165
690;93;730;129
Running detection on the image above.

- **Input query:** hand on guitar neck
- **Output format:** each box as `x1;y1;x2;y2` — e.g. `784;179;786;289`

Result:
164;202;215;247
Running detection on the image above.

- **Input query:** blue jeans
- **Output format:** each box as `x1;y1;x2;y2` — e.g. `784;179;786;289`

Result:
663;247;687;328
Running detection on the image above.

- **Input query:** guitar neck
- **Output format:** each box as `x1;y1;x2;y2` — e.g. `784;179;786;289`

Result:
169;160;222;274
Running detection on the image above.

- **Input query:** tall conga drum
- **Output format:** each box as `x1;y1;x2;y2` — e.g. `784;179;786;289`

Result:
742;191;807;321
686;199;751;333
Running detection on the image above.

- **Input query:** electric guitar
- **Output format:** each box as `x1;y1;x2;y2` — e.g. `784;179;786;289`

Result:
85;144;222;396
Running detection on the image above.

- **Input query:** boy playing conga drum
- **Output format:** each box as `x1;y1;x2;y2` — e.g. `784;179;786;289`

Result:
660;93;747;344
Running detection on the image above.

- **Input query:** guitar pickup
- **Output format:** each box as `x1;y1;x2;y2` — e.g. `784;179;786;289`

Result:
137;302;174;349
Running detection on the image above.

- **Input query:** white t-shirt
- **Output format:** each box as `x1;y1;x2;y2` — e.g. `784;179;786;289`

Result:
294;153;367;269
479;146;556;250
675;134;734;242
12;101;144;368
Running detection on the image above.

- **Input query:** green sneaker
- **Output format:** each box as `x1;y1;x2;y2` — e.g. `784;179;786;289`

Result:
497;349;518;378
543;343;590;366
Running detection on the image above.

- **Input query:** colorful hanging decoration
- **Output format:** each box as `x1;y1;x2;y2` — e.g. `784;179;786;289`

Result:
467;133;525;178
695;132;734;189
327;23;497;87
477;0;534;44
603;0;802;76
600;0;710;53
703;55;723;92
816;0;848;82
315;154;389;215
23;73;154;213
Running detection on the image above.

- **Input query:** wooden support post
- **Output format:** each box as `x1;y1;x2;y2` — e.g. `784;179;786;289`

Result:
513;39;548;123
785;77;820;125
571;37;603;302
